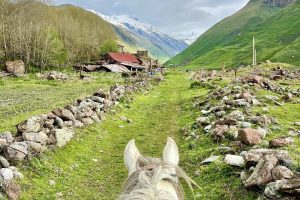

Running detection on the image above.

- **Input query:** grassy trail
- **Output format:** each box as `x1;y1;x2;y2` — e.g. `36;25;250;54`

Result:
20;72;200;199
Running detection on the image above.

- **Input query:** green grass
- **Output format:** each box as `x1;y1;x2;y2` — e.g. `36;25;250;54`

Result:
167;0;300;69
0;72;123;133
18;71;259;200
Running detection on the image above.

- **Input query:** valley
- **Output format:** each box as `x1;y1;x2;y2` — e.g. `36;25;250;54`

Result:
0;0;300;199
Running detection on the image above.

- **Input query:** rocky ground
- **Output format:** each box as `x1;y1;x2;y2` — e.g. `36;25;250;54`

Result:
187;63;300;199
0;63;299;199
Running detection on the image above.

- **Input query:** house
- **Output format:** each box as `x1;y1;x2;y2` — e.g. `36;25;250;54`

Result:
105;52;147;71
107;53;140;65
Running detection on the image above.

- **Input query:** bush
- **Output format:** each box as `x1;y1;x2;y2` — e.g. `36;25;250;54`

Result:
190;81;201;89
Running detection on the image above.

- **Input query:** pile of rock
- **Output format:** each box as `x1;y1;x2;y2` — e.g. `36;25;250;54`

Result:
195;83;271;143
269;67;300;80
191;71;299;199
241;149;300;199
191;70;219;82
37;71;69;80
0;76;155;199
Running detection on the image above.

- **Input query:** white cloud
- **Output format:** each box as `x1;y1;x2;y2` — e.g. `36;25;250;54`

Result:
53;0;249;37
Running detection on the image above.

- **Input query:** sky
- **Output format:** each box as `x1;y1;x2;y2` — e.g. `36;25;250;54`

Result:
53;0;249;40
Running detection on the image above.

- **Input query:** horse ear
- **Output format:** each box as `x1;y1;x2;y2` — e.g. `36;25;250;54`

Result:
124;139;141;175
163;137;179;166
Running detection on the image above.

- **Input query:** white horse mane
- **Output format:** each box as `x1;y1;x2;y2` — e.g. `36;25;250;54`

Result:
119;156;195;200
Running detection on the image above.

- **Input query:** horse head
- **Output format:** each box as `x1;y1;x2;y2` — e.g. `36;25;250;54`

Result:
119;137;195;200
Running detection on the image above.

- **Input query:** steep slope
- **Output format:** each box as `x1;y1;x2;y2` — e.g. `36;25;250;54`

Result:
88;10;188;62
167;0;300;69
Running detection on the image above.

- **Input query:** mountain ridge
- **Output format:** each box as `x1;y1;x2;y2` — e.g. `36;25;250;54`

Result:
166;0;300;69
88;10;188;62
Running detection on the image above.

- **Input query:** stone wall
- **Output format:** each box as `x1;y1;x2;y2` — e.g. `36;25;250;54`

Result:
0;76;158;199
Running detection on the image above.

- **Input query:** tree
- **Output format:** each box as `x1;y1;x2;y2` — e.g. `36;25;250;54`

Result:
100;39;119;57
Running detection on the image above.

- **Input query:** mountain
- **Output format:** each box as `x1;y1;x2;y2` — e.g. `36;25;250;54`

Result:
88;10;188;62
166;0;300;69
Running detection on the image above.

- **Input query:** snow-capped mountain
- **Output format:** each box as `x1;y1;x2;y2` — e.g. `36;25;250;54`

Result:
88;10;188;62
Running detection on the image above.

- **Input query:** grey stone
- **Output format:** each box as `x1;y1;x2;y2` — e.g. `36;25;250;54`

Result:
54;128;75;147
81;118;94;125
245;149;291;166
23;131;48;144
9;166;23;179
0;131;14;143
228;110;245;121
239;121;252;128
27;141;46;153
74;120;84;128
196;117;210;126
204;125;212;133
4;142;28;161
54;117;64;128
265;179;300;199
0;168;14;181
224;154;245;167
17;115;46;133
257;127;267;139
0;156;10;168
272;166;294;181
201;156;220;165
91;96;105;103
245;155;278;187
52;108;75;121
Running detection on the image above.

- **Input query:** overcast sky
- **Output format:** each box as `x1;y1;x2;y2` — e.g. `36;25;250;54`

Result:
53;0;249;39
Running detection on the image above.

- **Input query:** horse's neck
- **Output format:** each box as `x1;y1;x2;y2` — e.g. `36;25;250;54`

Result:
157;180;179;200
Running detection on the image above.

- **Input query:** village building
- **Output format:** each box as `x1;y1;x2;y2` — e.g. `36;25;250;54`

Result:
102;52;147;72
75;50;161;73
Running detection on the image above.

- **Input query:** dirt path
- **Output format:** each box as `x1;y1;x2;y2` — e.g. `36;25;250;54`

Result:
20;72;197;199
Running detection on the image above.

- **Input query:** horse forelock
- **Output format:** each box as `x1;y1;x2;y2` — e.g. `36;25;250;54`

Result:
119;157;193;200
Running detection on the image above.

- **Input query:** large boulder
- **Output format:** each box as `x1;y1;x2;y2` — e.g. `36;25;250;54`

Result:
238;128;262;145
5;60;25;77
54;128;75;147
244;155;278;187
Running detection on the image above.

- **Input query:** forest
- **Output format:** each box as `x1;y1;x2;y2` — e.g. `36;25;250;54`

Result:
0;0;116;72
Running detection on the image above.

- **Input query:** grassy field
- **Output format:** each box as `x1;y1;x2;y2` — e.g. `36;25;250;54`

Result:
0;72;123;133
18;71;259;200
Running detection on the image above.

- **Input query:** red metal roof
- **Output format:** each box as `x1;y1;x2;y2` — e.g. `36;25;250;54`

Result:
108;53;140;64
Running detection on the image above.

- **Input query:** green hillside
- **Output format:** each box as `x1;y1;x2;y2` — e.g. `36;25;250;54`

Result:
166;0;300;69
0;1;116;70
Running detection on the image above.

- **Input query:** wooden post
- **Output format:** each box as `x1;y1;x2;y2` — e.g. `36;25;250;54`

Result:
234;68;237;78
253;37;257;66
222;62;225;76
